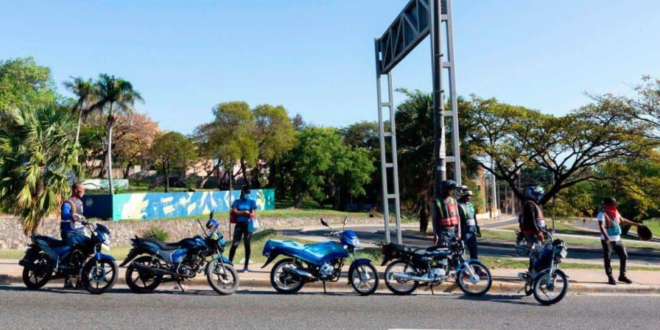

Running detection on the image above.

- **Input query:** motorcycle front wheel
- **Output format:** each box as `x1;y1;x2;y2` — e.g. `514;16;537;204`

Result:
349;263;379;296
384;260;419;295
21;252;52;289
125;256;163;294
206;259;239;295
456;261;492;296
270;258;305;294
82;258;118;295
533;269;568;305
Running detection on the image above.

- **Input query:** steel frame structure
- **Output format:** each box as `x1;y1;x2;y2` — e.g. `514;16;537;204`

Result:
375;0;461;244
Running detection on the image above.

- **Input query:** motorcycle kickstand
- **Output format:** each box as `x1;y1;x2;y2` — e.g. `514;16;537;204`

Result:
322;281;327;294
176;280;186;293
430;284;435;295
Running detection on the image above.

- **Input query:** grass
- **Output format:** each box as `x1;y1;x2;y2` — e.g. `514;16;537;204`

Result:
117;208;375;222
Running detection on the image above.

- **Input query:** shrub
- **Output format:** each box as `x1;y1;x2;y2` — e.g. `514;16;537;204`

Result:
143;226;171;242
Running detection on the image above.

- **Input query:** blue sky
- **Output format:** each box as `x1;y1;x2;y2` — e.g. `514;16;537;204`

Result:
2;0;659;134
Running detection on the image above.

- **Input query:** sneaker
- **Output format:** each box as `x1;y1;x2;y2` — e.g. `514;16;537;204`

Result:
607;276;616;285
618;276;633;284
63;281;75;289
241;268;249;273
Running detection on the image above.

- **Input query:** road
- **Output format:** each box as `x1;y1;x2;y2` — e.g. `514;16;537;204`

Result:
278;225;660;265
0;285;658;329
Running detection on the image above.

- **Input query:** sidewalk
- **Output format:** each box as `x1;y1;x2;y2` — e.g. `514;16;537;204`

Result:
2;259;659;295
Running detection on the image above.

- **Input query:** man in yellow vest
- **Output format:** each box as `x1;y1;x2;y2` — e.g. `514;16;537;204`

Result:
433;180;461;247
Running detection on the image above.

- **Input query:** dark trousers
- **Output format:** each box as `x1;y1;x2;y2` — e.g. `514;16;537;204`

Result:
436;227;457;247
229;223;252;269
463;229;478;259
601;240;627;277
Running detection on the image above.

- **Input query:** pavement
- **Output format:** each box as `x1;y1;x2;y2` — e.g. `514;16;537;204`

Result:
1;285;659;330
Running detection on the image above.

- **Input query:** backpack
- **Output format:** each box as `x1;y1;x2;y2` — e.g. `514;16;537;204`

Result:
602;211;622;237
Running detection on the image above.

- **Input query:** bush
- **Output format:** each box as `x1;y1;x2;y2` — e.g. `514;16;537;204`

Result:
142;226;171;242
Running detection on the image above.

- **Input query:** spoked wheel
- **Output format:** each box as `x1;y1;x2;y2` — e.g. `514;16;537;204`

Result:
270;258;305;294
533;269;569;306
82;258;118;294
22;253;52;289
384;260;419;295
206;259;239;295
349;263;379;296
456;261;492;296
126;256;163;294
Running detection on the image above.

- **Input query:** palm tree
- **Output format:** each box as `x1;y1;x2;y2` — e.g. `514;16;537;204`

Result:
63;77;96;144
0;105;80;235
89;74;144;194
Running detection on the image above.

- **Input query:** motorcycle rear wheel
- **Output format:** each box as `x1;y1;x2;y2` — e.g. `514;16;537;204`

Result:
21;253;52;289
384;260;418;295
126;256;163;294
270;258;305;294
206;260;239;295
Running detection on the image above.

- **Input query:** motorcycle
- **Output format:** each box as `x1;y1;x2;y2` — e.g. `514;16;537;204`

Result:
380;238;492;296
119;212;239;295
519;230;569;305
262;217;379;295
19;222;118;294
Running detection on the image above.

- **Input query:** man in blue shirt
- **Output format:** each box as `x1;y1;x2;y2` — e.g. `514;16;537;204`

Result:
60;182;88;288
229;185;257;272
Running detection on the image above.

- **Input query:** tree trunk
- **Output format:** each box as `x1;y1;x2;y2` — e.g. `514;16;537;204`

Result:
240;158;249;184
419;199;429;233
124;161;132;179
75;109;83;144
107;120;115;195
294;195;304;208
164;163;170;193
199;161;222;189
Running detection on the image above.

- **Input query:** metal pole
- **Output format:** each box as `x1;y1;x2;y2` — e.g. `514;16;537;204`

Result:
387;72;403;244
375;39;391;244
430;0;445;236
446;0;462;185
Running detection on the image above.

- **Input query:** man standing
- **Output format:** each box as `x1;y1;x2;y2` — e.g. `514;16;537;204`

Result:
458;187;480;259
598;197;641;285
433;180;461;247
60;182;87;288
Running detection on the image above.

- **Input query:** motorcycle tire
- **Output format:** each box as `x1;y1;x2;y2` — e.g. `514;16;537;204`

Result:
206;260;239;295
349;263;379;296
533;269;569;306
125;256;163;294
384;260;419;295
21;253;52;290
456;261;492;296
270;258;305;294
82;258;118;295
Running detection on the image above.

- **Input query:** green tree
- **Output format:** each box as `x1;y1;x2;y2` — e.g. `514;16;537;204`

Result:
88;74;144;194
63;77;96;144
150;132;196;192
0;104;80;235
0;57;57;126
253;104;296;187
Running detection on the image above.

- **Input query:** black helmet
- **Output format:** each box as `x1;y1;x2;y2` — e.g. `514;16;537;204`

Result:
441;180;459;193
604;197;618;206
638;225;653;241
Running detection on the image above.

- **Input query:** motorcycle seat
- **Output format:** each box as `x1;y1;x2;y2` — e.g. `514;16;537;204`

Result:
418;247;451;257
33;235;68;248
140;237;181;251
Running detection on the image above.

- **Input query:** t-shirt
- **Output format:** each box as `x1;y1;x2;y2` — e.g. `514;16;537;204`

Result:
597;212;621;242
232;197;257;223
61;198;85;233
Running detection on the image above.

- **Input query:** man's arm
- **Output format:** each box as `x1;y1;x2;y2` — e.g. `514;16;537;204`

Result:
619;216;641;227
598;213;610;243
61;202;74;221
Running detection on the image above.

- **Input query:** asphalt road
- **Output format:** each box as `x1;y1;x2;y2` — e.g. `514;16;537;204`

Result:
0;285;658;330
279;225;660;265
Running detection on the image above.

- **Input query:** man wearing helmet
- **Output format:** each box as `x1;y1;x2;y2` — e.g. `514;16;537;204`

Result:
433;180;461;247
457;186;480;259
520;184;546;245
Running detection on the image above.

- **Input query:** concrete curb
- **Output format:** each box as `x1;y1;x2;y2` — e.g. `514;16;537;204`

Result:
2;274;659;295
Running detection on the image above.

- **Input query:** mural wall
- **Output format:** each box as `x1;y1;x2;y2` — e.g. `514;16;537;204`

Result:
103;189;274;221
83;179;129;190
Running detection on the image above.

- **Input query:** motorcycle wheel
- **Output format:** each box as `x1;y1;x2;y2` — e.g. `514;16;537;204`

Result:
82;258;118;295
206;259;239;295
384;260;418;295
456;261;492;296
533;269;569;305
349;263;379;296
126;256;163;294
270;258;305;294
21;253;52;289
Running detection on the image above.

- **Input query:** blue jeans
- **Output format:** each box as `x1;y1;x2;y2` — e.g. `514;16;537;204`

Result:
436;227;457;247
463;227;478;259
62;231;87;247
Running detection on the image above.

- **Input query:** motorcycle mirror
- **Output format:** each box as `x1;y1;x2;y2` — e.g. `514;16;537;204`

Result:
209;211;214;220
320;218;329;228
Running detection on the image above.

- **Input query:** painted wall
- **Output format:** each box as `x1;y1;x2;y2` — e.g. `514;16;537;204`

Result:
110;189;275;221
83;179;129;190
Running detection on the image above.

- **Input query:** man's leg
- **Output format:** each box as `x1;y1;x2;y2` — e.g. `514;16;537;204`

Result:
600;240;616;284
612;241;630;283
228;224;245;263
466;232;478;260
61;232;75;289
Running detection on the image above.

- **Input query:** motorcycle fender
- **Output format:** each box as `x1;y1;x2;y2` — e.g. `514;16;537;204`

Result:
261;251;283;268
534;268;568;281
455;259;480;273
94;252;115;262
119;248;139;267
204;255;233;275
347;259;374;284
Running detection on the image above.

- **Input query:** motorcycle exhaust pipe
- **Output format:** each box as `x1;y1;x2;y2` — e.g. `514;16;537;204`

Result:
389;272;437;283
133;262;174;276
283;267;315;280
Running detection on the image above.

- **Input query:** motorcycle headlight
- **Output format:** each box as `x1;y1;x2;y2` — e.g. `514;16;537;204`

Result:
350;237;360;247
102;243;110;251
219;238;226;248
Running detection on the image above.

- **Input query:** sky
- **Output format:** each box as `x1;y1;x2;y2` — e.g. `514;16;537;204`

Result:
1;0;659;134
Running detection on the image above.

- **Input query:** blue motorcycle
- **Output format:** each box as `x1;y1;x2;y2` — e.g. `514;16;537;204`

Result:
120;212;239;295
19;222;117;294
262;217;379;295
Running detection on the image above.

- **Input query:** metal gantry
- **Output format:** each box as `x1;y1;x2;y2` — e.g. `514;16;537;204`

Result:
375;0;461;243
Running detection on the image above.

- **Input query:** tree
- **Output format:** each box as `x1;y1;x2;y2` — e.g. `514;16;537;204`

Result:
88;74;144;194
622;75;660;140
252;104;296;187
464;95;653;205
0;104;80;235
149;132;196;192
113;113;159;178
0;57;56;127
63;77;96;144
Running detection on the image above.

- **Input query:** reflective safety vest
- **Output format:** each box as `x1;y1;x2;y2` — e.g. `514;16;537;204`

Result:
436;197;459;228
61;198;84;233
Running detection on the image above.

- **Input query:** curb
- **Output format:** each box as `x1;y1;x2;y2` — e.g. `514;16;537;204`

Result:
2;274;659;295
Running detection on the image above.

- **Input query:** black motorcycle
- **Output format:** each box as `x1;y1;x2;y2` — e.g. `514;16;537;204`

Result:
380;238;492;296
19;223;118;294
119;212;239;295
